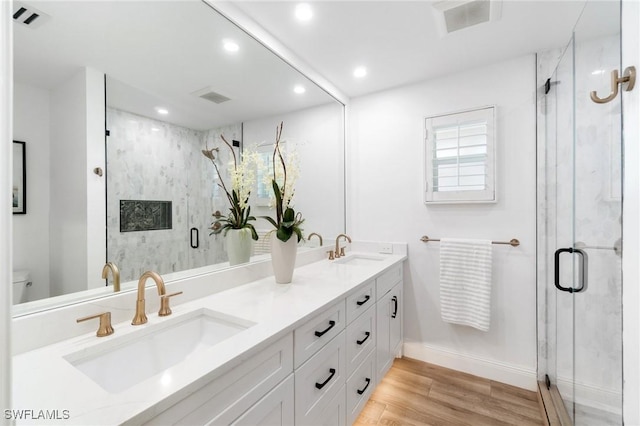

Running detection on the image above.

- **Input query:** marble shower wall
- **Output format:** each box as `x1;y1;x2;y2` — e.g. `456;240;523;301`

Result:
536;33;623;415
106;108;240;282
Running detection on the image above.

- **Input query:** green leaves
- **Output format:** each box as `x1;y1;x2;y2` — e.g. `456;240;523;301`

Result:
210;189;258;241
272;179;283;225
262;196;305;243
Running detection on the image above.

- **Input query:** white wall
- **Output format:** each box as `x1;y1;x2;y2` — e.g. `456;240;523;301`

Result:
12;83;51;302
243;102;345;241
49;68;105;296
348;54;538;389
85;68;106;290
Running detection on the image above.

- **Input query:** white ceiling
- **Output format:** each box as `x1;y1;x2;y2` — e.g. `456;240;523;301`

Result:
233;0;591;98
14;1;611;130
13;0;335;130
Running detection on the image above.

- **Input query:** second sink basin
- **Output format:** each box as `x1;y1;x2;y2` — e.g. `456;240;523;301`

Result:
64;308;255;393
334;253;385;266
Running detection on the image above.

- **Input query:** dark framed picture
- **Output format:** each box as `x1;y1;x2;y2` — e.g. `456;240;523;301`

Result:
13;141;26;214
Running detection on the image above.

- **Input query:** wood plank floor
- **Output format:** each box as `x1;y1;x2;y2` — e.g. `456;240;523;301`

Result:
355;357;544;426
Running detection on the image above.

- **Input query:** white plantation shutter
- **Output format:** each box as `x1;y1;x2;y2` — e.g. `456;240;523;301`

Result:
425;106;496;203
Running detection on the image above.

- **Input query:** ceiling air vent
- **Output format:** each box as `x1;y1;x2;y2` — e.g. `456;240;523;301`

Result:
432;0;502;36
192;86;231;104
13;1;50;29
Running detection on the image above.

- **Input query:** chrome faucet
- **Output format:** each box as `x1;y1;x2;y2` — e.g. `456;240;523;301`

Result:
132;271;166;325
334;234;352;258
308;232;323;246
102;262;120;292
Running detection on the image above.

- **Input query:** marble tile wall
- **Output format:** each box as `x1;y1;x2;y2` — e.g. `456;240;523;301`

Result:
106;109;240;282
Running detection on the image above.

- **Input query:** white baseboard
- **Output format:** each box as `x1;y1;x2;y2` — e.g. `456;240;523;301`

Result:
403;341;537;391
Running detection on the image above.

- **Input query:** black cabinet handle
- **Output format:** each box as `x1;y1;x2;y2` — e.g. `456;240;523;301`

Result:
314;320;336;337
315;368;336;390
391;296;398;318
356;294;370;306
357;378;371;395
554;248;587;293
190;227;199;249
356;331;371;345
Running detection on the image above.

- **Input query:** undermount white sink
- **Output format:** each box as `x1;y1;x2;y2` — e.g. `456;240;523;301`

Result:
334;254;385;266
64;308;255;393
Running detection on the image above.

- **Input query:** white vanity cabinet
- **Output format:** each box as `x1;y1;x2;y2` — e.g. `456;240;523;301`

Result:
344;280;378;424
346;349;376;424
294;300;346;368
345;305;377;424
15;252;407;426
294;330;347;425
345;304;376;376
345;279;375;324
375;264;403;382
142;333;294;425
293;299;347;425
230;375;294;425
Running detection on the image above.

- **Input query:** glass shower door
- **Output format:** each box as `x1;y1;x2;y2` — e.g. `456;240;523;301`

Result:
571;1;623;423
544;1;623;424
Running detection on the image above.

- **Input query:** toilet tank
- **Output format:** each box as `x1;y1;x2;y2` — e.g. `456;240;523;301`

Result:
12;270;31;304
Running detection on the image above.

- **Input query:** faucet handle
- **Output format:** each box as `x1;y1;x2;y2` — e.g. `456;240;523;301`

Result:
77;312;114;337
327;250;335;260
339;247;346;257
159;291;183;317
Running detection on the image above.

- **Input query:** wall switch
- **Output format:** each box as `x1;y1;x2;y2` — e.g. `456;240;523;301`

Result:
379;243;393;254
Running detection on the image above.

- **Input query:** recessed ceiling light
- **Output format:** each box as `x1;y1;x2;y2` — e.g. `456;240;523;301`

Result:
295;3;313;21
353;66;367;78
156;107;169;115
223;39;239;53
294;85;306;94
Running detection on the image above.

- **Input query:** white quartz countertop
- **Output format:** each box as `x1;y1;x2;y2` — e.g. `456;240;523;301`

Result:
12;250;406;425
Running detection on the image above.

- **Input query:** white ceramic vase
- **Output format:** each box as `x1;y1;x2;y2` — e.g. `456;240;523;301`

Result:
270;235;298;284
227;228;253;266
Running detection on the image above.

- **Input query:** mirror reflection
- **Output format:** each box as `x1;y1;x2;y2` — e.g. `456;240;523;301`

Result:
12;0;345;314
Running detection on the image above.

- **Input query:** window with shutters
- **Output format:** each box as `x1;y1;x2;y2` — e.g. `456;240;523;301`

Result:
424;106;496;203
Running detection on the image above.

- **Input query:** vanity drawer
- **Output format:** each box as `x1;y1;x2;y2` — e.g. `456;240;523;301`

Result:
346;350;376;426
146;333;293;425
294;300;346;368
315;384;346;426
230;374;294;426
345;304;376;378
295;330;346;425
345;280;375;324
376;264;402;300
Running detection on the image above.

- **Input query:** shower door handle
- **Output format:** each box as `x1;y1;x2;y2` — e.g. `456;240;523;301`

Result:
554;247;587;293
190;227;199;249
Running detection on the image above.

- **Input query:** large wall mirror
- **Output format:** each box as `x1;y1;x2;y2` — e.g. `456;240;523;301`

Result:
12;0;345;315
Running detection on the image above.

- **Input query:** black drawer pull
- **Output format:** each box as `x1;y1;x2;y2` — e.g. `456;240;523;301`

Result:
357;378;371;395
356;294;370;306
315;368;336;390
391;296;398;319
356;331;371;345
314;320;336;337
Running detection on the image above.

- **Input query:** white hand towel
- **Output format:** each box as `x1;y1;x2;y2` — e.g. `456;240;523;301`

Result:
439;238;493;331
